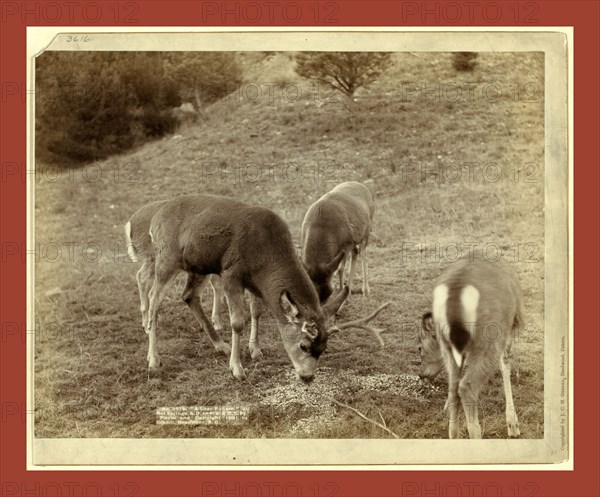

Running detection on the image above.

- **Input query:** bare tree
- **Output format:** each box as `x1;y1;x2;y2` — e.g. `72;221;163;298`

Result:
295;52;392;101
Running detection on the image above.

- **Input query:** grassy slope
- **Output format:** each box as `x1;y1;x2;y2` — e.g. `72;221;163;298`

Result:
34;52;544;439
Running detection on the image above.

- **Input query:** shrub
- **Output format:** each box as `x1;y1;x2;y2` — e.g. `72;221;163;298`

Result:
295;52;392;99
168;52;243;113
452;52;479;72
35;52;235;165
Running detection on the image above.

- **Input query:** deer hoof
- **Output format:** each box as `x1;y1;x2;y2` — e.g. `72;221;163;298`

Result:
230;366;246;381
250;346;263;361
448;423;460;439
148;357;161;371
215;341;231;355
229;359;246;380
507;422;521;438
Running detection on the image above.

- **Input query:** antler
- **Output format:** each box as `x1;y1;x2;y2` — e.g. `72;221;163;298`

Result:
328;302;392;347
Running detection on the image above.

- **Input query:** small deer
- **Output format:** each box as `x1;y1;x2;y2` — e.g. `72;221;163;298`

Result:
301;181;374;302
418;256;524;439
125;195;389;382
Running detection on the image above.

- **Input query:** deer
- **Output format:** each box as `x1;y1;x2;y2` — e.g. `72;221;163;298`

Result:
417;256;524;439
301;181;375;303
125;194;390;382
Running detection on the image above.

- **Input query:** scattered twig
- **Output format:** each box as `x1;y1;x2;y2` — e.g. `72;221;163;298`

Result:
332;399;399;439
376;406;387;428
246;371;268;396
246;363;259;381
115;370;126;387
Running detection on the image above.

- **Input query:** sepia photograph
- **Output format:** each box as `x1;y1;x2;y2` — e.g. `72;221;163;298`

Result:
27;29;569;467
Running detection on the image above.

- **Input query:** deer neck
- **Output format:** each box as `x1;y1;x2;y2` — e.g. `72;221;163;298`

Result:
254;254;321;324
302;226;339;271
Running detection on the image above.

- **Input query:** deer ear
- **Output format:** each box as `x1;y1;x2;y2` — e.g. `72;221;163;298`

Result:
322;285;349;319
323;250;346;275
422;312;435;334
280;291;299;322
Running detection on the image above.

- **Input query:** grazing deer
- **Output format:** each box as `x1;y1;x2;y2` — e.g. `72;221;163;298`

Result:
301;182;374;303
125;194;389;382
418;256;524;439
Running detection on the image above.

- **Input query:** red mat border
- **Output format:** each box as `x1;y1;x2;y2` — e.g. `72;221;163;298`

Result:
1;1;598;496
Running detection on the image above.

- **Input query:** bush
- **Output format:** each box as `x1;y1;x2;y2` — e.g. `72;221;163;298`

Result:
141;108;180;137
36;52;238;165
295;52;392;99
168;52;243;112
36;53;177;164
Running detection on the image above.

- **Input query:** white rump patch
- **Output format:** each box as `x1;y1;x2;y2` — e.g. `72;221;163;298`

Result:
124;221;138;262
460;284;480;331
447;284;480;368
451;347;463;368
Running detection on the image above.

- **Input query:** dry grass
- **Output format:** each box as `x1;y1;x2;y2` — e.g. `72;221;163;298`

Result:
34;52;544;439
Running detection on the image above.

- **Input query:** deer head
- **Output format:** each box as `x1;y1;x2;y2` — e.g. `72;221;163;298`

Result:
278;285;391;383
417;311;444;381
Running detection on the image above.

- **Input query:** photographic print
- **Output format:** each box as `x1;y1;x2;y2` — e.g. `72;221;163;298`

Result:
27;29;569;467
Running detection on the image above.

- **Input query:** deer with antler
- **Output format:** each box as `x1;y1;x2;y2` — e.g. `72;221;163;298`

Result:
301;181;375;303
125;194;389;382
418;256;524;438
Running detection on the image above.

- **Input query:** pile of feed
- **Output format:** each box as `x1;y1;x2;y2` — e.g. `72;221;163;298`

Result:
258;367;441;436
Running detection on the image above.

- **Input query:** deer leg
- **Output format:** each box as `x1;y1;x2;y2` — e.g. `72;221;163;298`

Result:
136;259;154;331
183;273;231;356
209;274;226;332
222;279;247;380
458;356;493;439
458;383;482;439
441;348;461;439
145;265;177;370
142;264;155;331
361;240;370;297
501;347;520;437
337;252;348;290
249;292;264;360
346;247;359;293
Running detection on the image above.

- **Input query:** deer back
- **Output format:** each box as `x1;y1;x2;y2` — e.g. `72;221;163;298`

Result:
126;200;169;262
433;257;523;362
301;181;374;273
139;195;322;326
